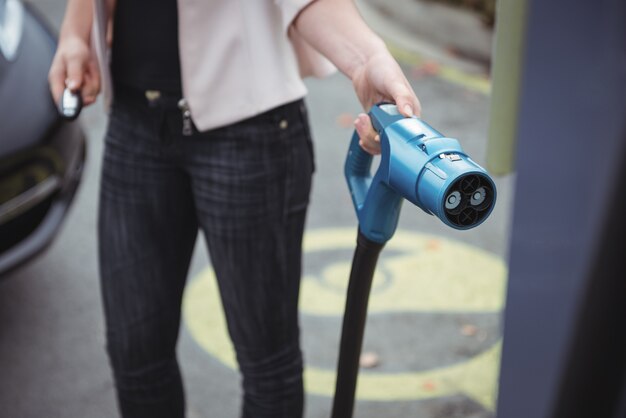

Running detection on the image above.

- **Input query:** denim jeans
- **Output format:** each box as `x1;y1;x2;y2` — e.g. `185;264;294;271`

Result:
98;89;314;418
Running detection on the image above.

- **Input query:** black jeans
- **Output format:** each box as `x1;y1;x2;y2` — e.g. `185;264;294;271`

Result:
98;90;314;418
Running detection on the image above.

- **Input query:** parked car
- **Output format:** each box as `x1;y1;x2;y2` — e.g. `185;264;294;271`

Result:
0;0;86;275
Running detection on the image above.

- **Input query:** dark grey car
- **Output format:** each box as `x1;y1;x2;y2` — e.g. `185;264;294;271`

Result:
0;0;86;275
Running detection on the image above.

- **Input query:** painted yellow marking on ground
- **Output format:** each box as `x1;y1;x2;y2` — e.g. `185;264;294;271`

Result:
304;341;501;407
387;42;491;95
300;229;506;316
183;228;506;410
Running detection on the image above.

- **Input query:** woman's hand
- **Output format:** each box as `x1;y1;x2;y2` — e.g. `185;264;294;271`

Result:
48;36;101;107
351;51;421;155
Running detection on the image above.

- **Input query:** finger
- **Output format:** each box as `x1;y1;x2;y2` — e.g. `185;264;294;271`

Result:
359;139;381;156
82;59;101;105
354;113;376;140
387;80;421;118
360;135;381;154
355;114;381;155
82;82;97;106
48;58;67;104
86;59;101;94
106;19;114;47
83;94;97;106
65;57;85;92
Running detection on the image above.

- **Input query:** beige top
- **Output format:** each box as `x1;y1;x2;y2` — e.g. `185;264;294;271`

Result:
92;0;335;131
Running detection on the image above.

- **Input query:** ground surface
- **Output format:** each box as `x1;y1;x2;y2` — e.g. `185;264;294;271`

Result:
0;1;512;417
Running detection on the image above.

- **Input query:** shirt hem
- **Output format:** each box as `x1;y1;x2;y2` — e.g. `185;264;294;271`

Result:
191;88;308;132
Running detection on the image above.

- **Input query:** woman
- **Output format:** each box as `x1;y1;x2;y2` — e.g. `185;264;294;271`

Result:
49;1;420;417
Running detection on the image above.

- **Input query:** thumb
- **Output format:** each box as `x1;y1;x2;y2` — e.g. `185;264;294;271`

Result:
388;81;421;118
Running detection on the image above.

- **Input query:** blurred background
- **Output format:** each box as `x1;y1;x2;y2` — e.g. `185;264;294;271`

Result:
0;0;512;417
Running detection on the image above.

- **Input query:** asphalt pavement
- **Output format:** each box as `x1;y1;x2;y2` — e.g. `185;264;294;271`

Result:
0;1;512;417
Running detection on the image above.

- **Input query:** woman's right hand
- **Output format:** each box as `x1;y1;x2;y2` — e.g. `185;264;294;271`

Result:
48;36;101;107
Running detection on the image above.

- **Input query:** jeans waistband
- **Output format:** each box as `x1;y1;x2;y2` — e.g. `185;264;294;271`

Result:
113;84;184;110
112;83;306;131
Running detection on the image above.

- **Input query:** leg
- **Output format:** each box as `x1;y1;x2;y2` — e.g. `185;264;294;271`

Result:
98;102;198;418
183;100;314;418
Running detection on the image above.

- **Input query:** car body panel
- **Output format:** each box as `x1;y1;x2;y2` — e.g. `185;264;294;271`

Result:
0;0;86;276
0;0;60;158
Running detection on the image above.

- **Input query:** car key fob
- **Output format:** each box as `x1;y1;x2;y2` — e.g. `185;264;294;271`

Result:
58;88;83;121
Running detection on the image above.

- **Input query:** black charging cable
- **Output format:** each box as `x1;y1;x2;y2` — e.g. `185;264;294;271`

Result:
331;230;386;418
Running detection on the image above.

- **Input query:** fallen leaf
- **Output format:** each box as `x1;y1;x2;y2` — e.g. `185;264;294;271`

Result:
426;239;441;251
336;113;356;128
422;380;437;391
411;60;441;79
422;60;441;76
410;66;426;80
445;46;461;58
461;324;479;337
359;351;380;369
